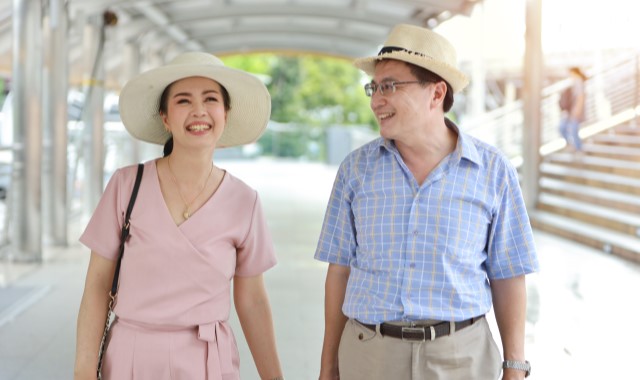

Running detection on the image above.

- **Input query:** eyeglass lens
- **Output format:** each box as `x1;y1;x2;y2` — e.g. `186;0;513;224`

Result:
364;81;425;97
364;82;396;97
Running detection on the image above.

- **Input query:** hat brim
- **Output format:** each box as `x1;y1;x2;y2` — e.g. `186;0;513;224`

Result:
119;63;271;147
354;51;469;93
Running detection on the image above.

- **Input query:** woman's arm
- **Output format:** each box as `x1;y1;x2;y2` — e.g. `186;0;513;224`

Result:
234;274;283;380
74;252;116;380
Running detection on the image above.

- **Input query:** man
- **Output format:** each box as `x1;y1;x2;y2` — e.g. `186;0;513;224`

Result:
315;24;539;380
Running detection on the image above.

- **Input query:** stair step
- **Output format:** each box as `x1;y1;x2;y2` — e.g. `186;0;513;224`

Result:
537;193;640;236
615;125;640;135
540;162;640;195
581;143;640;161
539;177;640;213
546;153;640;177
590;134;640;147
530;210;640;264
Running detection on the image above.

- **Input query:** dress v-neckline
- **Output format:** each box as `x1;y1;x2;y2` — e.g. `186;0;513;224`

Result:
152;159;226;228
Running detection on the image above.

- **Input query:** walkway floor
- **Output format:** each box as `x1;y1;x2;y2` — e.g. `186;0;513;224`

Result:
0;159;639;379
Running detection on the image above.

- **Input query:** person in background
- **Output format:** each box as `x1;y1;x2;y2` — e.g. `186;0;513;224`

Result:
558;66;588;152
74;52;284;380
315;24;539;380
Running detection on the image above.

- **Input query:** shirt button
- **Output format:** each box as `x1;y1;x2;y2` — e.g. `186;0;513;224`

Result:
409;263;416;269
413;230;418;235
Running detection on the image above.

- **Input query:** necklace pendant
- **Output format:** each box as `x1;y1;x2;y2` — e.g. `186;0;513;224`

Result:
183;210;190;219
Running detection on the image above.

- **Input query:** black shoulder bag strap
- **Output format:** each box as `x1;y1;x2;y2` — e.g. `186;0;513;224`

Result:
97;163;144;379
110;163;144;298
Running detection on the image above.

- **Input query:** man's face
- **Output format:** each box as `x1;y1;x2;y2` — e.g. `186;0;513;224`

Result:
369;60;435;142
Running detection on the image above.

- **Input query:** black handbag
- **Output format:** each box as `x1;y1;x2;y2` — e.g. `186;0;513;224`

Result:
97;163;144;379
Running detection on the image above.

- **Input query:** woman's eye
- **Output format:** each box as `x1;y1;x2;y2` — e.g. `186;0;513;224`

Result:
176;98;190;104
205;96;219;102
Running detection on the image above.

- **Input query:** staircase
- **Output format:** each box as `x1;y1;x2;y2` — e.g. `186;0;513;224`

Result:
530;124;640;264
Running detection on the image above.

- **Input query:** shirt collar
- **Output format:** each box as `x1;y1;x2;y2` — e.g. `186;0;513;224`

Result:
446;118;482;167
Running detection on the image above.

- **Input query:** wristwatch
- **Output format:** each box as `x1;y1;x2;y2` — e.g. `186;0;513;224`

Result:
502;360;531;377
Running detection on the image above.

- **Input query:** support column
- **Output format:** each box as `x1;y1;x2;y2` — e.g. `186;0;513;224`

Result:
522;0;543;210
11;0;43;261
82;15;105;215
48;0;69;246
122;43;141;164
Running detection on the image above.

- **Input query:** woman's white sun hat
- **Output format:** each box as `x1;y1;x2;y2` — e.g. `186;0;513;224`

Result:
118;51;271;147
353;24;469;93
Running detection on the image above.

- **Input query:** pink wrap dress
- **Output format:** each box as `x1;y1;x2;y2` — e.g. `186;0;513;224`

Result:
80;160;277;380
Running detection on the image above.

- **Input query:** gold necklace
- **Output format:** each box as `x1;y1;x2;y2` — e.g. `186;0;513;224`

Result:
167;157;214;220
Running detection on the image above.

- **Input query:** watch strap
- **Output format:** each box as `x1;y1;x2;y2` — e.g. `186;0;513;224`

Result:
502;360;531;377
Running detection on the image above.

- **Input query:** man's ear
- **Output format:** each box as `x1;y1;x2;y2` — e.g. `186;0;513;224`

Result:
431;81;447;108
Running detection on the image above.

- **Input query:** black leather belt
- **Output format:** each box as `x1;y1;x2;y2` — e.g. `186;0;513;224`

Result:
361;315;484;341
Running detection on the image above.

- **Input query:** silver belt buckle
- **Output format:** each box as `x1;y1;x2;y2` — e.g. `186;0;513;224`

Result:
401;326;426;341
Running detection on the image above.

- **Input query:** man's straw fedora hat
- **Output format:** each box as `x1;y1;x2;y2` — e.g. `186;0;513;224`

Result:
119;51;271;147
354;24;469;93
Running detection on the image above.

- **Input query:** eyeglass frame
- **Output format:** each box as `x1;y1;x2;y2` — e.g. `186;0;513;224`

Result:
364;80;425;97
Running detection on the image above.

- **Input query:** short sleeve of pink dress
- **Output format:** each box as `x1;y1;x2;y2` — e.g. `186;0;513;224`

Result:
79;160;277;380
79;164;133;260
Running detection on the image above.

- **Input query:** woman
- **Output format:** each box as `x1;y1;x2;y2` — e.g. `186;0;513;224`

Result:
74;52;284;380
558;66;588;152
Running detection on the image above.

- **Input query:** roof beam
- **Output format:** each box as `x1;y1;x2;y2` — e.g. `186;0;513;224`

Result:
168;4;422;27
131;2;204;50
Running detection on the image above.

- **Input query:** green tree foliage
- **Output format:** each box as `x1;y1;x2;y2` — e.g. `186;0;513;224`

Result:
222;53;376;128
296;55;375;127
0;78;5;109
269;56;304;123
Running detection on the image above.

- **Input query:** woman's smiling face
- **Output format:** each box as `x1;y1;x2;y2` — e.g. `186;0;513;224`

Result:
161;76;228;150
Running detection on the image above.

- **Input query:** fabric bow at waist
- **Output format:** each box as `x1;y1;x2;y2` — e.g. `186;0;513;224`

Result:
197;321;236;380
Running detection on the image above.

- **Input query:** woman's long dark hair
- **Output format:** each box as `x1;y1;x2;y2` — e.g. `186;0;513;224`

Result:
159;80;232;156
163;138;173;157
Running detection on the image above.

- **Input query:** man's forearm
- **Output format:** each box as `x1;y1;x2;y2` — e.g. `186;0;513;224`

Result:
491;275;527;361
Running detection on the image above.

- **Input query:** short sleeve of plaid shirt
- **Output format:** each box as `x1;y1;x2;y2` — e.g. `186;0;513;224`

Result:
314;159;356;267
485;157;539;280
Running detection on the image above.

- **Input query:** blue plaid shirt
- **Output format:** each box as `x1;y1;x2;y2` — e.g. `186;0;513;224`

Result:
314;122;539;324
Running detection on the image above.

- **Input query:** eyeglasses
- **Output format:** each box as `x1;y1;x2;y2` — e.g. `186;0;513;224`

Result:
364;81;423;97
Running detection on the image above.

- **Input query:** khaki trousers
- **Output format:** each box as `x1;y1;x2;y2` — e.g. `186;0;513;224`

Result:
338;318;501;380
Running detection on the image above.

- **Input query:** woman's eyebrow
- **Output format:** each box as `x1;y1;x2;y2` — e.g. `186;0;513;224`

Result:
172;89;220;98
172;91;192;98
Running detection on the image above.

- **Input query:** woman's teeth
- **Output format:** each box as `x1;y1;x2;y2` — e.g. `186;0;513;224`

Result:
187;124;210;132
